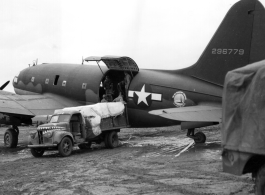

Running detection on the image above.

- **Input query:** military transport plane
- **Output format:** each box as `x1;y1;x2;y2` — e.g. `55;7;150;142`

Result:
2;0;265;147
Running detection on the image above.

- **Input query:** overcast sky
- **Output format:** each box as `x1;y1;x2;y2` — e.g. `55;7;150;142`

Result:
1;0;264;92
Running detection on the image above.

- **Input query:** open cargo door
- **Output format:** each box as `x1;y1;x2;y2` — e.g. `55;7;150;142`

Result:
84;56;139;73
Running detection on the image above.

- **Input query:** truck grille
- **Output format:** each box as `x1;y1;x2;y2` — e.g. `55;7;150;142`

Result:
38;131;44;144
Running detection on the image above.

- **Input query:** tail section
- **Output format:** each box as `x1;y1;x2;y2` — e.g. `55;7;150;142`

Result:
182;0;265;85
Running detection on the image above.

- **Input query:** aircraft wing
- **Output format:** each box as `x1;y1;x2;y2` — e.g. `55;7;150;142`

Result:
149;105;222;122
0;92;78;117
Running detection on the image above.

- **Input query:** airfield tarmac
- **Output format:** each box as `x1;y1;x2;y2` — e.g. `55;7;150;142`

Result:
0;125;254;195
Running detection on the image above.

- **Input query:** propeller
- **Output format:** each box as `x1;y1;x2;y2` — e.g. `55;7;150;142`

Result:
0;81;10;90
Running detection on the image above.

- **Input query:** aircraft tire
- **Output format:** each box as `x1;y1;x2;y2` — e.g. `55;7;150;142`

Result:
255;164;265;195
4;128;18;148
78;142;92;150
58;137;73;157
30;148;45;157
106;131;119;149
194;132;206;143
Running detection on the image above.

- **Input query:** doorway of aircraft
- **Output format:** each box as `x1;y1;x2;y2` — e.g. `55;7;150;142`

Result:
84;56;139;103
99;71;124;102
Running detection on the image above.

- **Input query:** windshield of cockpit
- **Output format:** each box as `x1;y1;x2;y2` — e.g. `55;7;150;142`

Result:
50;114;71;123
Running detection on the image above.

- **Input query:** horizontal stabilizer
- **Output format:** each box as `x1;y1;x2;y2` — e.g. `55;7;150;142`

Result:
149;105;222;122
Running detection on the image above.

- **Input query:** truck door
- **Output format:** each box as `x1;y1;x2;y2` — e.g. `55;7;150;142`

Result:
70;114;81;135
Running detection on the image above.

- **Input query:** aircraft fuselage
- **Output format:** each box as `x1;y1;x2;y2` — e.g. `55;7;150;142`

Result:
13;63;222;128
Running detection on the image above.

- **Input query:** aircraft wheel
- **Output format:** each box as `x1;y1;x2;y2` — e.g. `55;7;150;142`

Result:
78;142;92;150
194;132;206;143
30;148;45;157
58;137;73;157
4;128;18;148
106;131;119;149
255;164;265;195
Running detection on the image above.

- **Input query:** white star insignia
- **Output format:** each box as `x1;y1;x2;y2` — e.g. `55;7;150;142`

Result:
128;84;162;106
134;85;151;105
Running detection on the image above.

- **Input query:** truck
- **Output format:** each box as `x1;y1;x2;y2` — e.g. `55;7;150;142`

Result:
222;60;265;195
28;102;129;157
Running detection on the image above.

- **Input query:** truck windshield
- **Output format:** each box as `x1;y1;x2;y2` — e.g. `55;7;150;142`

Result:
50;114;71;123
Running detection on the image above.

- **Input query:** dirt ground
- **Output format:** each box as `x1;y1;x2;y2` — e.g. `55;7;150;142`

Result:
0;125;254;195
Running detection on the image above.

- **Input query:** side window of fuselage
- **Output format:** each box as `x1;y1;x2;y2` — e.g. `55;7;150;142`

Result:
54;75;60;85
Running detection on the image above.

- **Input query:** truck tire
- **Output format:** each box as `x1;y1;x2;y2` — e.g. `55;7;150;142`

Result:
31;148;45;157
78;142;92;150
104;132;110;148
106;131;119;149
255;164;265;195
4;128;18;148
58;137;73;157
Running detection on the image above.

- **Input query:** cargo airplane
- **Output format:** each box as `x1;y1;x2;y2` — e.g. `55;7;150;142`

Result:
2;0;265;147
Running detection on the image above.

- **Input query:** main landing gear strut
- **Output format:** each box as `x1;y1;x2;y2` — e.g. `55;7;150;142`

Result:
186;128;206;143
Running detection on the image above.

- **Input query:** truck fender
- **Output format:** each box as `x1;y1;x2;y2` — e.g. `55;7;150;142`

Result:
53;131;74;145
222;149;254;175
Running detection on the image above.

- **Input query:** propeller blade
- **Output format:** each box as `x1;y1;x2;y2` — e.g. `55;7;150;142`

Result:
0;81;10;90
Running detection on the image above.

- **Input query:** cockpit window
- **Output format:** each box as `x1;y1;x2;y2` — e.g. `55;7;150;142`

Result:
50;114;71;123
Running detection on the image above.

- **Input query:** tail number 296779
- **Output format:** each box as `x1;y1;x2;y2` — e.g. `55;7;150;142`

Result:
212;49;244;55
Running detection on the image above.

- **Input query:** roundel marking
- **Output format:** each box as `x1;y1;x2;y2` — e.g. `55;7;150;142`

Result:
172;91;186;107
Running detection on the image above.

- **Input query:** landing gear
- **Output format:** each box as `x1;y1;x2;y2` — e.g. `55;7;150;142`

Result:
186;128;206;143
194;132;206;143
4;126;19;148
186;128;195;137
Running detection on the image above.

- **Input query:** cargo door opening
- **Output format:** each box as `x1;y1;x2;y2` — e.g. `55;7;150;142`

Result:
83;56;139;103
99;70;137;103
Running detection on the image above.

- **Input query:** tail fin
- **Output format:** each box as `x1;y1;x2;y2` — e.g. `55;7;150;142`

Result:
182;0;265;85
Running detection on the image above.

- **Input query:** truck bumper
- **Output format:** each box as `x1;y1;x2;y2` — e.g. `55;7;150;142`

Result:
222;149;253;175
28;144;57;148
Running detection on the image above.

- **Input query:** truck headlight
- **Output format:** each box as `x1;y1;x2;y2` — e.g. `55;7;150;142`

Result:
30;131;37;139
44;131;53;138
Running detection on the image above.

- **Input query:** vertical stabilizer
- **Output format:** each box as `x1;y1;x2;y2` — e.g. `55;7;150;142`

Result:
182;0;265;85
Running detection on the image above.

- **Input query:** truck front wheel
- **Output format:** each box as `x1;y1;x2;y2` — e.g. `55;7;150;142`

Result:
106;131;119;149
255;164;265;195
31;148;45;157
58;137;73;157
4;128;18;148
